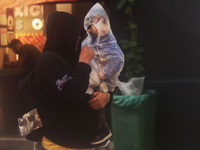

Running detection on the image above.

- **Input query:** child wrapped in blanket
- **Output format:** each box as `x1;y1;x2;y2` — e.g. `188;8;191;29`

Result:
82;3;124;147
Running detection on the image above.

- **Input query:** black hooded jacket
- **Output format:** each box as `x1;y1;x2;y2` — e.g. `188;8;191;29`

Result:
35;12;98;148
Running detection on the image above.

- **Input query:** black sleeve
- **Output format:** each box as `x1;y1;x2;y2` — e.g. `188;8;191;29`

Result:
107;91;113;104
58;62;91;102
35;56;91;104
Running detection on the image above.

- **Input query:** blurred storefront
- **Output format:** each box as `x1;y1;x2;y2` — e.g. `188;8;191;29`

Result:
14;5;45;52
0;0;106;69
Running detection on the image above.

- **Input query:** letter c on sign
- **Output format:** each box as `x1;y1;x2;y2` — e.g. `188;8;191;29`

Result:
30;5;40;17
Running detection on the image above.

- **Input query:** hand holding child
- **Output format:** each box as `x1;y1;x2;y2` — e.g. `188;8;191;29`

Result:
79;46;94;64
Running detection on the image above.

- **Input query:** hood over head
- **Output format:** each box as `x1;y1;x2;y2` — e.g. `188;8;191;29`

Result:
84;3;113;44
43;11;85;68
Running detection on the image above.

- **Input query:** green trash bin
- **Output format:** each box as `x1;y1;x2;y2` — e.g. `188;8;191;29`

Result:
111;90;157;150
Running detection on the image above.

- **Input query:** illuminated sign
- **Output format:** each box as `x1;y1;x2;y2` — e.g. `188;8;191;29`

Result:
14;5;44;34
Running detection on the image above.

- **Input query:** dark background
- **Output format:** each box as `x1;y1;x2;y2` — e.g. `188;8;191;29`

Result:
107;0;200;150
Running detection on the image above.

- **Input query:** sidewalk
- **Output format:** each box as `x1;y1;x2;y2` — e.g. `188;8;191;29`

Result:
0;134;113;150
0;137;33;150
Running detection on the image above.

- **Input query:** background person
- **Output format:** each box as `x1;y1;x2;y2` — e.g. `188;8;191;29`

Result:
4;39;41;72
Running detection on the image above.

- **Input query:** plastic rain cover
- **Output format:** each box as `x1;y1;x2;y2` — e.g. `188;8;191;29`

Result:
82;3;124;94
18;108;43;136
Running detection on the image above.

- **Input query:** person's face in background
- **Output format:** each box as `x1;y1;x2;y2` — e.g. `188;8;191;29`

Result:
11;43;21;54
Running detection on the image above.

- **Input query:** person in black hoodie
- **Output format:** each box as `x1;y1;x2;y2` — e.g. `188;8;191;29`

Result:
34;11;112;150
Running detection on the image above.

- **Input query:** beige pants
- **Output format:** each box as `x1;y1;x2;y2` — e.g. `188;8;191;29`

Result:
42;136;95;150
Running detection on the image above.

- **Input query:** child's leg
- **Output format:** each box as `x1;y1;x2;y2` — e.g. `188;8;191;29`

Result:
90;108;112;145
96;108;106;126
